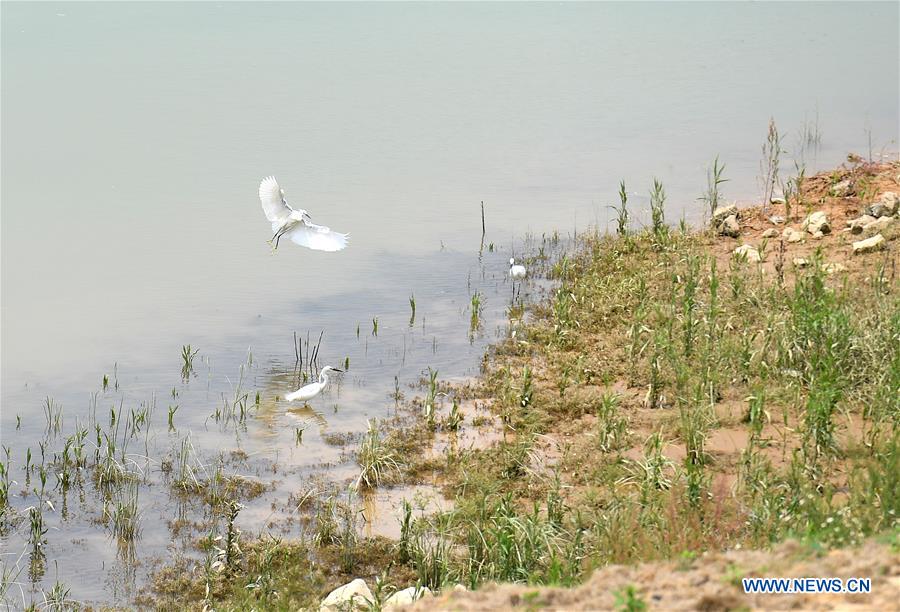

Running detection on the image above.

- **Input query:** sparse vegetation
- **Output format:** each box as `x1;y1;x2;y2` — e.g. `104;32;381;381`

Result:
649;178;668;245
760;118;784;210
700;155;728;220
612;180;629;237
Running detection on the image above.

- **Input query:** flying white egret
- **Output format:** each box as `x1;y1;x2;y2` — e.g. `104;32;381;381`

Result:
509;258;527;279
259;176;349;251
285;366;343;403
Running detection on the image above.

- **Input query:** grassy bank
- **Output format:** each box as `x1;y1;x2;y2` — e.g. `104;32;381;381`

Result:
148;159;899;610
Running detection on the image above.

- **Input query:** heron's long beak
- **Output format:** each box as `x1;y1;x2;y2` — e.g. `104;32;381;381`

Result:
333;368;344;373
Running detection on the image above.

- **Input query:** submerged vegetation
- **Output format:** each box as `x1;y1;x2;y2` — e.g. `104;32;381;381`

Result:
180;344;200;382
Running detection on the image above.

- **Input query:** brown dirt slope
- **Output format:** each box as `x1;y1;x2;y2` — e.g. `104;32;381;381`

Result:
416;536;899;611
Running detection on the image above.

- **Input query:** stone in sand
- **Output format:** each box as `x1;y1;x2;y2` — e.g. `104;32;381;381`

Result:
320;579;373;611
782;228;805;243
863;216;895;235
824;262;847;274
733;244;761;263
718;214;741;238
867;192;899;218
712;204;738;222
384;586;432;610
793;258;810;268
802;211;830;235
882;191;900;211
847;215;877;234
852;234;885;255
761;228;779;239
830;179;852;197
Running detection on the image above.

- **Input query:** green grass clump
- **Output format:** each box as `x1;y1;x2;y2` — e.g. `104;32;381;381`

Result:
355;420;402;490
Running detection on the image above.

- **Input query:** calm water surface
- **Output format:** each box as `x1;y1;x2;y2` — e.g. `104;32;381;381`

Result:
1;1;897;605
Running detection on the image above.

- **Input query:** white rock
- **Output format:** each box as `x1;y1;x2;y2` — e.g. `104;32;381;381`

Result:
852;234;885;255
768;215;786;225
733;244;761;263
782;228;805;243
761;228;779;239
802;211;830;235
863;216;895;235
384;586;432;610
712;204;738;222
320;579;373;611
452;584;468;593
770;196;786;205
824;262;847;275
793;258;810;268
847;215;877;234
717;214;740;238
881;191;900;213
866;193;899;218
812;231;825;240
867;203;893;218
830;179;852;197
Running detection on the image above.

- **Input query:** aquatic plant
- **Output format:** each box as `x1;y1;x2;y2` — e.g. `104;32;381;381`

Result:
446;398;463;432
28;506;47;580
181;344;199;381
40;569;73;612
107;479;140;545
424;368;439;430
470;291;482;333
43;397;63;438
700;155;728;220
0;447;10;521
759;117;783;210
649;178;667;245
355;420;401;489
611;180;629;236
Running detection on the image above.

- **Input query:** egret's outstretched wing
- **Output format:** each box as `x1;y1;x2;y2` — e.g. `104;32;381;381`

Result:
259;176;293;227
285;220;349;252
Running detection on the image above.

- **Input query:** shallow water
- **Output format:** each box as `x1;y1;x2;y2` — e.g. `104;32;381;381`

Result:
1;1;898;605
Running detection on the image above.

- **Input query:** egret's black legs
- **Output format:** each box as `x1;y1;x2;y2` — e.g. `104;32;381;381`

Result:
270;225;289;250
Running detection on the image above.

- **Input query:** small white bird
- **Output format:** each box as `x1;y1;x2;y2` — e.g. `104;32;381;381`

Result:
259;176;349;251
509;258;527;279
285;366;343;403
